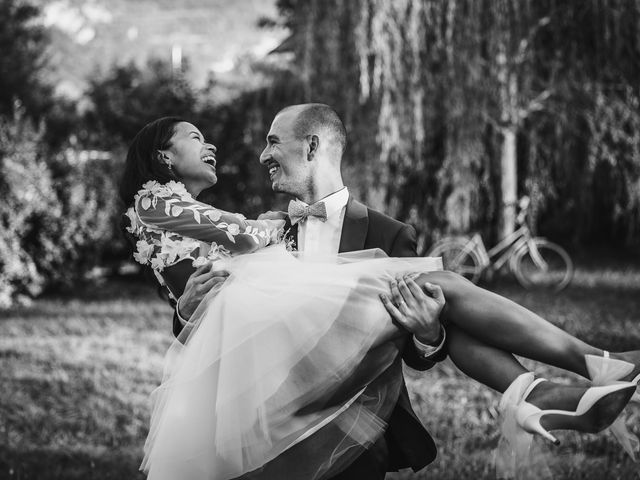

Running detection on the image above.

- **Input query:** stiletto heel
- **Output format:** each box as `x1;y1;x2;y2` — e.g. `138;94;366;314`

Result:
586;351;640;461
512;378;560;445
495;372;537;478
520;382;636;433
495;372;637;477
519;413;560;445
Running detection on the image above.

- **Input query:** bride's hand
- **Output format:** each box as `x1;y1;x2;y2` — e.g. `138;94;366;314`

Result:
258;210;288;221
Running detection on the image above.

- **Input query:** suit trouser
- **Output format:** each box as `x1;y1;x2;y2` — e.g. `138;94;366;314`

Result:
328;436;388;480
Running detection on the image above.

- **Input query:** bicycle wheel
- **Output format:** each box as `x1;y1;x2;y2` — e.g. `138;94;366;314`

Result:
513;239;574;291
428;239;483;284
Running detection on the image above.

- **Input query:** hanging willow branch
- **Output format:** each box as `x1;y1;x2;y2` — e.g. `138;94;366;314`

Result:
274;0;640;247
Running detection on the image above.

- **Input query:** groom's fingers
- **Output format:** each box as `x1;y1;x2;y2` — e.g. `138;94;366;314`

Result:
379;294;407;328
404;276;424;300
190;263;212;280
423;282;445;305
396;277;416;307
197;270;229;288
201;275;227;291
194;267;228;281
208;269;229;278
187;266;228;293
389;280;404;308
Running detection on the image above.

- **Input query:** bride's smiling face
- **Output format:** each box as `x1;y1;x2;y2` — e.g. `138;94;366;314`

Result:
160;122;218;191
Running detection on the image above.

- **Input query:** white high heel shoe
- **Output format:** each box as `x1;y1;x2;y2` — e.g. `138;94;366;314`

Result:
515;378;637;444
586;351;640;461
495;372;637;477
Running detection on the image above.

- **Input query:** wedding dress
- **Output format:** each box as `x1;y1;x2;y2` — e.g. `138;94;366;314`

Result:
126;181;442;479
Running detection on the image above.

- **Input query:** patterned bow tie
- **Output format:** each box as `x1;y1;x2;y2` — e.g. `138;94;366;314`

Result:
288;199;328;225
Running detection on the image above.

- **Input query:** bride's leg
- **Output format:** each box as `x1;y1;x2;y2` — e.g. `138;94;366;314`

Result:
446;324;637;460
446;324;620;411
446;325;635;427
446;323;527;392
414;271;602;378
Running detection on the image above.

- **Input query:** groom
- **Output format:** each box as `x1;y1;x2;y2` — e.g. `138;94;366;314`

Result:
261;103;447;478
174;103;447;478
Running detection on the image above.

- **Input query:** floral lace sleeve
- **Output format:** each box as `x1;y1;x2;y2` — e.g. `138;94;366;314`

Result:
134;181;282;256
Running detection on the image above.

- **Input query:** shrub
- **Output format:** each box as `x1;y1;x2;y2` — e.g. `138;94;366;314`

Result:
0;114;57;307
0;112;126;308
43;149;126;288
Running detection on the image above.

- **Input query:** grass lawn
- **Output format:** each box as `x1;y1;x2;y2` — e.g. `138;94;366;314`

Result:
1;262;639;479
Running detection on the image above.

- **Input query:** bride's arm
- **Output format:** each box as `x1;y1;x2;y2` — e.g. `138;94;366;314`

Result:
135;192;283;255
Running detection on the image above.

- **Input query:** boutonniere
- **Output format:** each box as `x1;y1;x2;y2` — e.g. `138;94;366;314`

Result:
278;227;297;252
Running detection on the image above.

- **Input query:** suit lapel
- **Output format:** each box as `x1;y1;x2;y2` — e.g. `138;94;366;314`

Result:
339;197;369;253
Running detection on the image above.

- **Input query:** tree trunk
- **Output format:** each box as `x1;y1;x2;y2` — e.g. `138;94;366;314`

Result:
499;126;517;239
496;37;519;240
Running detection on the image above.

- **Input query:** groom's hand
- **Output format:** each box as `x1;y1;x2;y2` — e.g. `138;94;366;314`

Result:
380;275;445;345
178;264;229;321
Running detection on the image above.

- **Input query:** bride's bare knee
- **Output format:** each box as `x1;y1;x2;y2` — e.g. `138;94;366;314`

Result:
421;270;470;291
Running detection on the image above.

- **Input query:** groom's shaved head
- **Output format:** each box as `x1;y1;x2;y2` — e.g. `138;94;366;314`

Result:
277;103;347;156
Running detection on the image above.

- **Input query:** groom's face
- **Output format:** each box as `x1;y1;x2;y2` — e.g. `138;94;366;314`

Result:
259;111;311;198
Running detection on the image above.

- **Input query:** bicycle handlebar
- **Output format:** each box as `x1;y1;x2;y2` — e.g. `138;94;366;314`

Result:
502;196;531;225
516;196;530;225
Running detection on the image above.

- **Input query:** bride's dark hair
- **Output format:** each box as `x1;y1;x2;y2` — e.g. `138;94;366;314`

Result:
119;116;186;207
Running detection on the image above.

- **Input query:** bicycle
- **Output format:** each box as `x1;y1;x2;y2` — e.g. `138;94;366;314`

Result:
427;196;574;291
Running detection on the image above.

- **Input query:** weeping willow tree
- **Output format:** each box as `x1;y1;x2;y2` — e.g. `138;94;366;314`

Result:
268;0;640;248
514;0;640;245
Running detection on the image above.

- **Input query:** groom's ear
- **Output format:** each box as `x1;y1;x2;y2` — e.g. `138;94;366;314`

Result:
307;135;319;161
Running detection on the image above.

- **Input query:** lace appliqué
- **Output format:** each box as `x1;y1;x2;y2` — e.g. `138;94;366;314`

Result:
126;180;242;271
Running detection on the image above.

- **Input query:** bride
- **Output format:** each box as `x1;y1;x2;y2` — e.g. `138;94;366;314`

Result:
120;116;639;479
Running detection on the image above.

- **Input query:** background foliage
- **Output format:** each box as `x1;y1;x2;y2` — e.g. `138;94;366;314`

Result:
268;0;640;250
1;0;640;306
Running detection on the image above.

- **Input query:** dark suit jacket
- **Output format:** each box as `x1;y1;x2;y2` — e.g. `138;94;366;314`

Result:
331;196;443;471
168;196;445;472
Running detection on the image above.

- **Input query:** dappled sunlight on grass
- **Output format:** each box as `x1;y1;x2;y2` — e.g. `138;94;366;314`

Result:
1;267;639;479
389;264;640;479
572;268;640;291
1;280;172;479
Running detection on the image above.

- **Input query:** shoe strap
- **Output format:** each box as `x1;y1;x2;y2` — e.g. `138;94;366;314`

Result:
586;353;634;384
597;350;639;384
499;372;535;412
522;378;547;402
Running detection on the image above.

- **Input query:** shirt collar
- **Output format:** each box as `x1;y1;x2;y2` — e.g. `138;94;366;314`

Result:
299;187;349;218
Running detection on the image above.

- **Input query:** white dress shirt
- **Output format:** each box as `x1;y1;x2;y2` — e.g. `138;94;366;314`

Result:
296;187;349;254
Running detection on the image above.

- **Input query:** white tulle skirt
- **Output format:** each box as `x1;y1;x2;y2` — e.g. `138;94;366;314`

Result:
141;245;442;480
